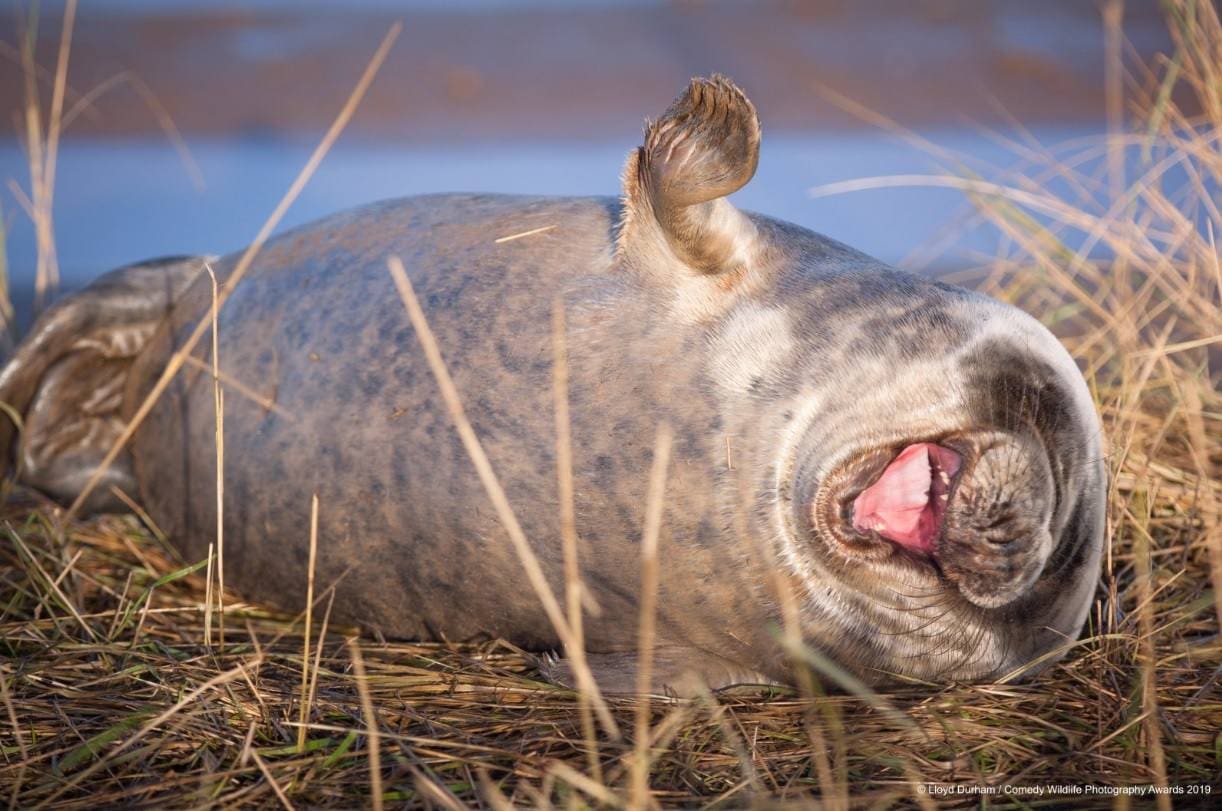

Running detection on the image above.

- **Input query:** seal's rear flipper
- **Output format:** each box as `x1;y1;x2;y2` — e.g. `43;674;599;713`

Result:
540;647;774;698
0;256;208;513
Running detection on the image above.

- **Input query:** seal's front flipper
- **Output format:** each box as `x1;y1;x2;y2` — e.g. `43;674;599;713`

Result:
620;75;761;279
0;256;208;513
540;647;774;698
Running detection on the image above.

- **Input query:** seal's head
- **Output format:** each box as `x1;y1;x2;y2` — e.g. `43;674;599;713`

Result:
617;76;1106;684
786;310;1106;683
812;422;1062;613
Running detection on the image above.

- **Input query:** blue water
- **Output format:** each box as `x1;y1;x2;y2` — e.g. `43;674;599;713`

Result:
0;126;1110;323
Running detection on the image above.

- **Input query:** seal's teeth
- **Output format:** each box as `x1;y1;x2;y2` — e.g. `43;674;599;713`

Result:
940;493;948;501
938;471;950;485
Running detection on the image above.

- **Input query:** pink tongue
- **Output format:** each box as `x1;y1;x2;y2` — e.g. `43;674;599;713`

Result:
852;443;960;554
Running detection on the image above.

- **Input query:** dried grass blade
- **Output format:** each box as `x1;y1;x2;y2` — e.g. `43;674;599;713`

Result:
347;638;383;811
629;423;672;810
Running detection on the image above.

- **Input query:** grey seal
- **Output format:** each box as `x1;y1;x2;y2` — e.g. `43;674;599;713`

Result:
0;77;1105;693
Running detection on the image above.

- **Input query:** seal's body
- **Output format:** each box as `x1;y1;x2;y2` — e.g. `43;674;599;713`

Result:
0;78;1105;692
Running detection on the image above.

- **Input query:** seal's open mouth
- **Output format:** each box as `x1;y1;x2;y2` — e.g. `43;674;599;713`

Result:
850;443;962;554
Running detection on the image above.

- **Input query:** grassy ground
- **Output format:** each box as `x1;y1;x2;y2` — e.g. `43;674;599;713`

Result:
1;1;1220;808
0;474;1216;809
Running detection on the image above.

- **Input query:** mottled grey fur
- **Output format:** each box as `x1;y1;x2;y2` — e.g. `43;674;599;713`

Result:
0;78;1105;694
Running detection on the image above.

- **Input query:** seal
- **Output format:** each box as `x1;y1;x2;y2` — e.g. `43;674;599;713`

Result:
0;77;1105;694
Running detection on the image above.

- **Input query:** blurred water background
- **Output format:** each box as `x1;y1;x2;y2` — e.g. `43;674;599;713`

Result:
0;0;1183;328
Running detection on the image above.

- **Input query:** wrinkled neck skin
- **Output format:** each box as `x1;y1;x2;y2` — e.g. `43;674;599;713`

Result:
627;213;1105;686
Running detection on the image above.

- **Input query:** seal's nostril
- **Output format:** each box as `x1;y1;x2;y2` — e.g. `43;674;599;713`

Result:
988;517;1013;531
986;533;1016;546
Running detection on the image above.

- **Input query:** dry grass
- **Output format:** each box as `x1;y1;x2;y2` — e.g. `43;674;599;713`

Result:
0;493;1216;808
1;1;1220;808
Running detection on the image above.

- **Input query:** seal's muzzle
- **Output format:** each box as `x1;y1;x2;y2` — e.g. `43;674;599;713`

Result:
814;431;1056;610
